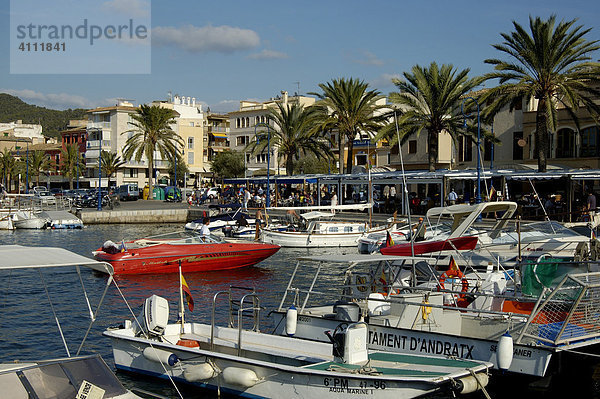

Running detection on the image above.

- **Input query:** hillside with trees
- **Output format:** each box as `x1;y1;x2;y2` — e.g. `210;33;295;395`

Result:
0;93;88;138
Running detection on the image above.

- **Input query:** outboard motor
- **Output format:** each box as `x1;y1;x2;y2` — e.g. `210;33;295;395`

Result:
134;295;169;337
325;322;368;365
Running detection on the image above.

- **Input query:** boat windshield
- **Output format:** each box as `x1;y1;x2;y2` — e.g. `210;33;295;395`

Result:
0;355;129;398
134;230;225;245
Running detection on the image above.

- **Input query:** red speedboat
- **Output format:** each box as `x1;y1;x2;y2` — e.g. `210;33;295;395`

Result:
93;231;280;275
379;235;478;256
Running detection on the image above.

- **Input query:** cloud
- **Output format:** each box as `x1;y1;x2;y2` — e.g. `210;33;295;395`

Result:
101;0;150;18
152;25;260;53
369;73;402;91
209;99;240;113
247;49;289;60
1;89;104;110
354;51;384;66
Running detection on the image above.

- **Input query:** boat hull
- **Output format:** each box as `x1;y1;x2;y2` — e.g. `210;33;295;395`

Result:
272;310;553;377
380;236;478;256
94;242;280;274
105;324;489;399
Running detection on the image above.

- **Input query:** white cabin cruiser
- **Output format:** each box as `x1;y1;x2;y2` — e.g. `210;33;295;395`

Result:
271;254;600;381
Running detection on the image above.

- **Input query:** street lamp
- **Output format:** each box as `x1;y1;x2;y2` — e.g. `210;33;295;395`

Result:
254;122;271;207
461;97;481;204
98;148;102;211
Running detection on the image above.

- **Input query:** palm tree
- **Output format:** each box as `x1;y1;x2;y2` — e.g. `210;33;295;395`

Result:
376;62;484;172
101;150;125;188
481;15;600;172
123;104;183;198
310;78;386;174
247;102;333;176
59;144;82;189
0;148;17;191
30;150;52;187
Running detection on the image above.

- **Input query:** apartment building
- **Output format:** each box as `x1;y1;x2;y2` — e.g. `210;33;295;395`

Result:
204;112;230;175
155;95;205;186
86;100;153;188
228;91;315;176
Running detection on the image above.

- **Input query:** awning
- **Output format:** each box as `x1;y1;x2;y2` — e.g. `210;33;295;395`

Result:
211;132;227;138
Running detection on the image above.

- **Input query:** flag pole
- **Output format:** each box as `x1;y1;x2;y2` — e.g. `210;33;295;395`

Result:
178;260;185;334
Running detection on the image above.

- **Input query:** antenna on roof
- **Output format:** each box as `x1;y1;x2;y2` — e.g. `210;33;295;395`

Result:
294;81;300;95
168;91;172;102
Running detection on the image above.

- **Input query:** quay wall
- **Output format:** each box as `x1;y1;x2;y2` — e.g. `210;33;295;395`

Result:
80;209;191;224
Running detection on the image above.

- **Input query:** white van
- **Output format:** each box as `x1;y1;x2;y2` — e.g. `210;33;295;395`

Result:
118;184;139;201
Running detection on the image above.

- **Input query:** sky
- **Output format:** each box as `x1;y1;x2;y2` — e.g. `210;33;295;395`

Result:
1;0;599;113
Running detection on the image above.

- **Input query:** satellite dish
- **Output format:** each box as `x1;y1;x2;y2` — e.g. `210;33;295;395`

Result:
517;139;526;147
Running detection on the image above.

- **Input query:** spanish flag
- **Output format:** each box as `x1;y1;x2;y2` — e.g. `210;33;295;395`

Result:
385;231;394;247
181;275;194;312
448;255;459;271
592;230;597;240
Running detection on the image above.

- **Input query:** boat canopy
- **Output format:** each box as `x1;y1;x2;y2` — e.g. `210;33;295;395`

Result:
0;245;113;275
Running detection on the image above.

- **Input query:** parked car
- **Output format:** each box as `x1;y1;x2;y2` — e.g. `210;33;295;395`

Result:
34;191;56;205
204;187;220;199
118;184;139;201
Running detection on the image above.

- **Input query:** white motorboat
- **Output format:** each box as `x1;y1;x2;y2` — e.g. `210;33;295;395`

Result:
271;254;600;380
104;289;491;398
0;213;14;230
261;210;391;248
359;201;591;261
0;245;141;399
12;210;47;229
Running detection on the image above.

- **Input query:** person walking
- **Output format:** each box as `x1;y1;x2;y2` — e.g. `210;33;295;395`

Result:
587;190;597;218
330;190;338;214
243;187;251;211
447;188;458;205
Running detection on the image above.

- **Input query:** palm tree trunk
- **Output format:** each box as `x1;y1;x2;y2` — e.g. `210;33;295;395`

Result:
346;133;354;174
535;98;548;173
428;130;438;172
338;132;343;175
148;155;154;200
285;154;294;176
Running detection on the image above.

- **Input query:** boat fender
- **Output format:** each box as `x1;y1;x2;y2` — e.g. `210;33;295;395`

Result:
183;362;219;382
142;347;179;367
497;331;514;371
455;373;489;394
286;305;297;336
222;367;260;388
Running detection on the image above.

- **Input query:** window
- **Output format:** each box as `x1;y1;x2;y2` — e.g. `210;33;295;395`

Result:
329;227;339;233
256;116;260;125
458;137;472;162
188;152;194;165
127;168;138;178
343;226;353;232
237;136;249;146
408;140;417;154
236;118;240;128
189;122;194;127
188;137;194;149
581;126;599;157
484;139;492;161
556;128;576;158
513;131;524;160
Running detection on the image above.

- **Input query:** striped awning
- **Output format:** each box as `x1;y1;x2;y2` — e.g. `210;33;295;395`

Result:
211;132;227;138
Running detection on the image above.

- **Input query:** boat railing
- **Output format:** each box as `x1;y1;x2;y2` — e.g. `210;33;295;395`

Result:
237;293;261;356
211;286;258;352
517;270;600;347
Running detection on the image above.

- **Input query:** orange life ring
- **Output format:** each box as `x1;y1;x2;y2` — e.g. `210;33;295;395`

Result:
438;268;469;300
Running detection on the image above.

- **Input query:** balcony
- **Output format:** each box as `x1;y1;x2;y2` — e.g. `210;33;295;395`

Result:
86;140;111;150
207;126;229;133
88;122;111;129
